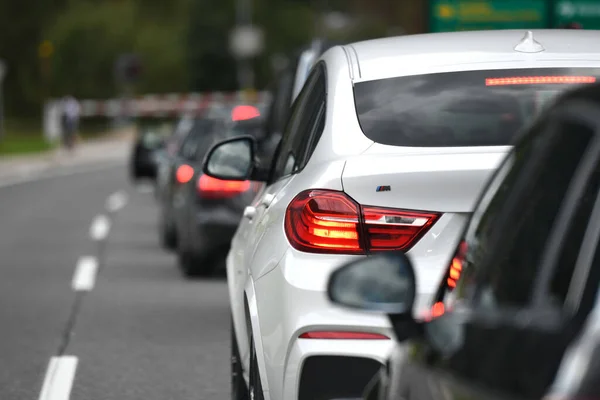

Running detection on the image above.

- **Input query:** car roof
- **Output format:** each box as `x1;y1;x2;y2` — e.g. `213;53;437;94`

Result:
342;29;600;82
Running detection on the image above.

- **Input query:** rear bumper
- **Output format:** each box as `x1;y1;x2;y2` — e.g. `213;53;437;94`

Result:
132;155;157;178
298;356;382;400
189;205;243;257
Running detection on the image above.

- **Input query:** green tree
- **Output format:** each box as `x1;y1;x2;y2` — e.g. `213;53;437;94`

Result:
186;0;239;92
0;0;68;116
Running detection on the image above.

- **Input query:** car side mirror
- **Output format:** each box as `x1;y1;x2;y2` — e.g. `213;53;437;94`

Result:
203;135;268;182
327;252;417;316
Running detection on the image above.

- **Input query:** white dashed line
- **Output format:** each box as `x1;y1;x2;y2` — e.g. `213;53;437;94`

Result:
71;256;98;292
38;356;78;400
106;190;128;213
90;215;111;241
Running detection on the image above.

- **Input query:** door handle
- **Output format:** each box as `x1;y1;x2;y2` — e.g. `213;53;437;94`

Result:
260;193;275;208
243;206;256;220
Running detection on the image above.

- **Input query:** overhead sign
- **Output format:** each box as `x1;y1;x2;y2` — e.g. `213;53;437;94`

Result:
554;0;600;28
229;25;265;59
430;0;548;32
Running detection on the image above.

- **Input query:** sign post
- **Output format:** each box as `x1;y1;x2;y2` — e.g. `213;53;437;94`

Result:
0;60;5;142
230;0;264;90
229;25;265;91
114;54;141;128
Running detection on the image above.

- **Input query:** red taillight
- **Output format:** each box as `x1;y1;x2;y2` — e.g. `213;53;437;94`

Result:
485;76;596;86
285;190;362;254
362;206;440;251
197;174;251;199
231;105;260;121
176;164;195;184
447;240;467;289
284;189;440;254
299;331;390;340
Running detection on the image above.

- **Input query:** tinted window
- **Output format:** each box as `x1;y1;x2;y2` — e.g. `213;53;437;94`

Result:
549;148;600;308
354;68;600;147
271;64;326;181
455;118;596;311
179;119;219;159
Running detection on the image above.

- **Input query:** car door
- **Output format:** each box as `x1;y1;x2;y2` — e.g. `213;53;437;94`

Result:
241;63;327;275
229;64;327;370
390;100;600;400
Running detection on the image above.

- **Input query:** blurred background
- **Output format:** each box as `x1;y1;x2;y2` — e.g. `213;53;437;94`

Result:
0;0;597;154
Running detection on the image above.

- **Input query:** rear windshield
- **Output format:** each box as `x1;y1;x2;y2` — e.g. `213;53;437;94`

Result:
354;68;600;147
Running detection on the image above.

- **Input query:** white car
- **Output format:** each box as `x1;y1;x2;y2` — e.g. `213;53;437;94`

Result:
202;29;600;400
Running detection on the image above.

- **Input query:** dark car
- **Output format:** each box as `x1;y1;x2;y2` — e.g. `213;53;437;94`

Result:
172;116;269;277
129;125;169;181
156;116;226;250
326;82;600;400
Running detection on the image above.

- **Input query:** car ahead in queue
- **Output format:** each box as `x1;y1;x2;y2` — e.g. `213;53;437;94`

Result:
327;82;600;400
129;124;170;182
201;30;600;400
156;116;225;249
171;116;267;277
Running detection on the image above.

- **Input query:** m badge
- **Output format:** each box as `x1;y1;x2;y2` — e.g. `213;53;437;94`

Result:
376;185;391;192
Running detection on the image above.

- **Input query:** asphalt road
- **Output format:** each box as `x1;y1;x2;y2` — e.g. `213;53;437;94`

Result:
0;161;230;400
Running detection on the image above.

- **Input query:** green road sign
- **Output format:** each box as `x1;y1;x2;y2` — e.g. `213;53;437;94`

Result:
430;0;549;32
554;0;600;28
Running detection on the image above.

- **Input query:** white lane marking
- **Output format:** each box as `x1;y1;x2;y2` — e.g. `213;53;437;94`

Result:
38;356;78;400
106;190;128;212
0;162;122;189
71;256;98;291
90;214;111;241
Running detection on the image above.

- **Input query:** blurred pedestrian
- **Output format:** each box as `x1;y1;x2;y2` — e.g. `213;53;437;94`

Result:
61;95;81;151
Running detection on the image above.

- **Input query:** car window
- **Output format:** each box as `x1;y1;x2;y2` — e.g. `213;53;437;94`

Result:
271;63;326;182
178;130;202;160
354;68;600;147
442;115;598;314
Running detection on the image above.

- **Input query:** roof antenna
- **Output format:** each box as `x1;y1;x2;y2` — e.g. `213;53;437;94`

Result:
514;31;545;53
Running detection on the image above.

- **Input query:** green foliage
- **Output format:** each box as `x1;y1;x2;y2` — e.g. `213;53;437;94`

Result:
48;1;137;98
0;119;54;155
2;0;398;118
186;0;239;91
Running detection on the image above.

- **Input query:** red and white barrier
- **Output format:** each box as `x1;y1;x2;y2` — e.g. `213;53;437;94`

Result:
43;91;271;142
52;91;270;118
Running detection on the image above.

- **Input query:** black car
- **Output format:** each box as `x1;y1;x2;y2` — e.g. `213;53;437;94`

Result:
172;116;269;277
129;125;168;181
156;116;226;250
327;82;600;400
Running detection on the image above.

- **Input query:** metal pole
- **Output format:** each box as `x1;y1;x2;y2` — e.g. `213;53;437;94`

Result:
235;0;254;90
0;81;4;141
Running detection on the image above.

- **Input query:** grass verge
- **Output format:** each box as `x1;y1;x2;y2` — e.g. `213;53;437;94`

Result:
0;119;54;156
